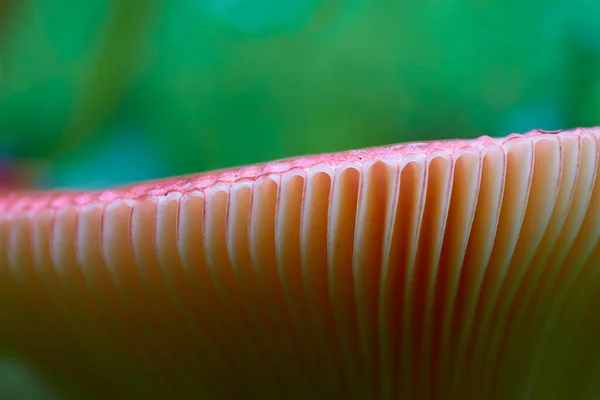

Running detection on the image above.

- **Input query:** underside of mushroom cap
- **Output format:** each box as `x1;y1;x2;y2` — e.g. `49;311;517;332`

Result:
1;127;600;399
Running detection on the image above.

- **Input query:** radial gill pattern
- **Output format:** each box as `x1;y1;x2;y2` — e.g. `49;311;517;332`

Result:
2;128;600;399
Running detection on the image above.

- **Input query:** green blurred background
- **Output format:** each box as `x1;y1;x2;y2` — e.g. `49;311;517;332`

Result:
0;0;599;397
1;0;599;192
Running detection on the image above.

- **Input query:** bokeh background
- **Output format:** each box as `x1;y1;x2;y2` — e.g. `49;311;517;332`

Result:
0;0;599;397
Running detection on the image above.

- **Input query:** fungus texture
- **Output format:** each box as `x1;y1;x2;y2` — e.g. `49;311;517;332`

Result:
1;127;600;399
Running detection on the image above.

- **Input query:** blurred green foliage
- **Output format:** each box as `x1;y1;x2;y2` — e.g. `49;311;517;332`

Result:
0;0;599;189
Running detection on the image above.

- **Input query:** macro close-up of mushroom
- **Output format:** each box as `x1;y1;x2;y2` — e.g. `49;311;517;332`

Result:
1;126;600;399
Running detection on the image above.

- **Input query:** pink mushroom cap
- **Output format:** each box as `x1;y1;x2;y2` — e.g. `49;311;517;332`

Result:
1;127;600;398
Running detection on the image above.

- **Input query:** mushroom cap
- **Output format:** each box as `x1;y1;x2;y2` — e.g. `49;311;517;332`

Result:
2;127;600;398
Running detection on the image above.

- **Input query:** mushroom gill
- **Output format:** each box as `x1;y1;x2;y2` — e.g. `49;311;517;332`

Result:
1;127;600;399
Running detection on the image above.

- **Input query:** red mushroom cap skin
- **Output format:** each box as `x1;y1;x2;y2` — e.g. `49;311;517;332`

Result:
1;127;600;399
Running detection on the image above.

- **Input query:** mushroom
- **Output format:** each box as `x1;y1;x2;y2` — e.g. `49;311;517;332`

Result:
1;127;600;399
